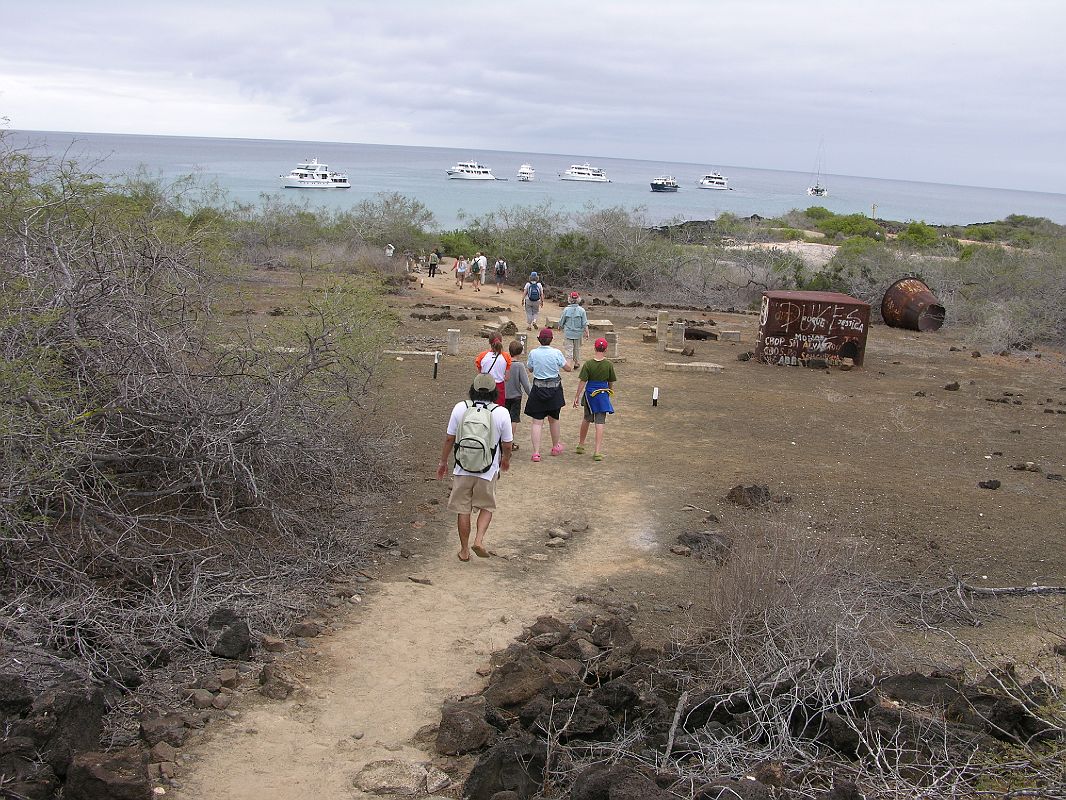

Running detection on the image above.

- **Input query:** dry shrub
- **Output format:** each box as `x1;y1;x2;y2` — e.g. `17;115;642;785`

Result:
0;137;397;732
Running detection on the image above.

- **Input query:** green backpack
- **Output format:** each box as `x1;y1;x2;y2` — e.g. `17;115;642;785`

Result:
453;401;498;473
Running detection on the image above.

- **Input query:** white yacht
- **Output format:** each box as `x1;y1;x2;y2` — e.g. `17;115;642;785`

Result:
517;164;535;182
447;161;497;180
281;158;350;188
560;163;610;182
698;172;730;190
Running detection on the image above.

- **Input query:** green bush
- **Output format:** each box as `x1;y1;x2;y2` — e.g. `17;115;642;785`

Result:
816;213;884;241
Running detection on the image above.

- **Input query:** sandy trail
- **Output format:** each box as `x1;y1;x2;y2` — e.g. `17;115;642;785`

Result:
175;269;677;799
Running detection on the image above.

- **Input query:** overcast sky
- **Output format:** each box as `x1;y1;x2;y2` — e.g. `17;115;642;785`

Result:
2;0;1064;193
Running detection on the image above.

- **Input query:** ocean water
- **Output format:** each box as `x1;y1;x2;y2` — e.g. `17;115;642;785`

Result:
10;129;1066;230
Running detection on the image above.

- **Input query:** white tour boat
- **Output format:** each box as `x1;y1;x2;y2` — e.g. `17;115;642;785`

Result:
560;163;610;182
698;172;730;190
517;164;536;182
447;161;497;180
281;158;351;189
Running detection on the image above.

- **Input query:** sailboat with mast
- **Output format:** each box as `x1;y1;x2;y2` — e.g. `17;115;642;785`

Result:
807;141;828;197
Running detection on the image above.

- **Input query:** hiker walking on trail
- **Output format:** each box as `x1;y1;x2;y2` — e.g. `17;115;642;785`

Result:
437;374;512;562
522;272;544;330
470;253;483;291
572;337;617;461
428;249;440;277
524;327;573;462
558;291;590;366
504;339;531;451
453;256;468;289
475;335;512;406
493;257;508;293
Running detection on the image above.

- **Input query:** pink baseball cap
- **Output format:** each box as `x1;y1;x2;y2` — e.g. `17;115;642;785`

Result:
594;338;608;351
569;291;580;300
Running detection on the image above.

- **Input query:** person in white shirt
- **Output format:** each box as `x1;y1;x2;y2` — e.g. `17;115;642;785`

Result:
436;374;513;561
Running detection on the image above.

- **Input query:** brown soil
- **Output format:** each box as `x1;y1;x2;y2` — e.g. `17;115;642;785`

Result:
173;265;1066;798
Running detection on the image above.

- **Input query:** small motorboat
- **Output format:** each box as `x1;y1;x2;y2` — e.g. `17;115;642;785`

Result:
650;176;679;192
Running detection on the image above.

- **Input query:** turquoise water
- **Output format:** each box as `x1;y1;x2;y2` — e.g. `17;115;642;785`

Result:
11;129;1066;230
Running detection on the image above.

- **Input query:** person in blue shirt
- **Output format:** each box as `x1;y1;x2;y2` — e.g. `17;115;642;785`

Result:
523;328;573;461
558;291;590;366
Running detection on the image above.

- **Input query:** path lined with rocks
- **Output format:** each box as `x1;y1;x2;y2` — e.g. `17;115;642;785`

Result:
174;500;671;799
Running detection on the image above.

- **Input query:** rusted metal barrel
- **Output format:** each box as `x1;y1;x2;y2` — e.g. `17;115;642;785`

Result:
881;277;946;331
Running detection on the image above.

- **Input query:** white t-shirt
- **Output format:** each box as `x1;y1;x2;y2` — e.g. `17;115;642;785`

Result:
479;351;509;383
477;254;488;271
447;401;513;480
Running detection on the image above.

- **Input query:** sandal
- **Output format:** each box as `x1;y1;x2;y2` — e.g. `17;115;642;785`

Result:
594;453;604;461
550;443;564;456
575;445;585;454
531;453;541;462
511;443;520;451
472;545;490;558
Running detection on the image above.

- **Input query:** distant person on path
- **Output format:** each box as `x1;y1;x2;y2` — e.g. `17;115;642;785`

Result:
493;257;508;293
428;249;440;277
558;291;590;366
504;339;531;451
385;243;395;258
470;253;483;291
572;338;617;462
522;272;544;330
476;252;488;287
437;374;512;561
524;327;572;461
475;335;512;406
453;256;468;289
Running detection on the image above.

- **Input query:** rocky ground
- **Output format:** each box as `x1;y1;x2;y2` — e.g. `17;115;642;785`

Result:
3;264;1063;799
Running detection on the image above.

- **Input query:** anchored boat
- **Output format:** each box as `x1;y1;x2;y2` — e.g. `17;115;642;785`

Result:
281;158;351;188
560;163;610;182
447;161;497;180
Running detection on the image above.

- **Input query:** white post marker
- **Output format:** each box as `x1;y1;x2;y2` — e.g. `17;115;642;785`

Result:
652;387;659;407
433;350;441;380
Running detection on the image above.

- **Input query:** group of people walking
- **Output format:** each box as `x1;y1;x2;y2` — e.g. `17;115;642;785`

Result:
437;302;616;562
450;252;508;293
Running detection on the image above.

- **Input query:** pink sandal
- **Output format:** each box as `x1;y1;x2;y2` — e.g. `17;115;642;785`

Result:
550;443;565;456
531;453;541;462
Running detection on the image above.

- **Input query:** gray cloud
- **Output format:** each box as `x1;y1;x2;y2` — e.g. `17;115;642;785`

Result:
1;0;1063;191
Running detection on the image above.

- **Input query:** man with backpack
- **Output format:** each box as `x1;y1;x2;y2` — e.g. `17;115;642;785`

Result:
522;272;544;330
558;291;590;366
436;373;513;561
493;257;507;293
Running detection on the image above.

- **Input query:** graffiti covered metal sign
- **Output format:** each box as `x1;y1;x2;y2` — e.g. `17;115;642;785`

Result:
756;291;870;367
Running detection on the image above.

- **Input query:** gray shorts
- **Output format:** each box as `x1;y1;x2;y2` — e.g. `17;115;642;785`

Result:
584;396;609;426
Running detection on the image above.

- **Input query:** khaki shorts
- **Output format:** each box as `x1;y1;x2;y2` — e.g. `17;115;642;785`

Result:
447;474;498;513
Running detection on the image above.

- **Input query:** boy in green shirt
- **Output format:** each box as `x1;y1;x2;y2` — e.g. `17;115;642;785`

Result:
572;338;617;461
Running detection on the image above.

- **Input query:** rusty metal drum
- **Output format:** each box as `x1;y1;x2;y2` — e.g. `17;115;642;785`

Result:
881;278;946;332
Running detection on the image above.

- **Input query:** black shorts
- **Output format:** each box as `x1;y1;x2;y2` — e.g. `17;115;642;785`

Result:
524;382;565;420
504;396;522;422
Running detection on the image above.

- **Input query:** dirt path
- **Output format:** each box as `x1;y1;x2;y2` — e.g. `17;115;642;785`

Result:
174;268;700;798
174;264;1066;798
